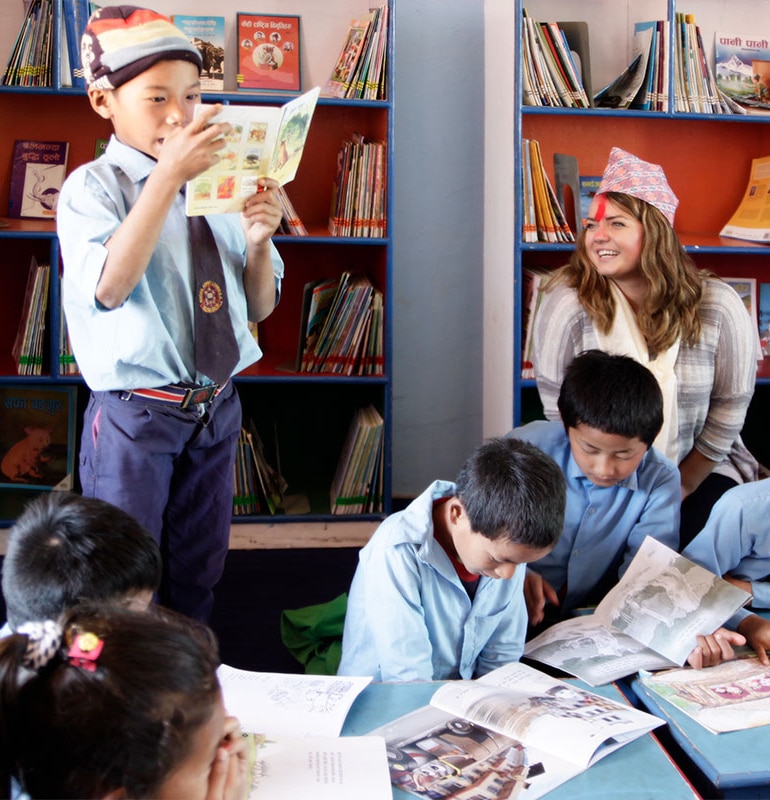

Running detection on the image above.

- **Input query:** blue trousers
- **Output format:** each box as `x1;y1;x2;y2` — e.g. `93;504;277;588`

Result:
78;383;241;621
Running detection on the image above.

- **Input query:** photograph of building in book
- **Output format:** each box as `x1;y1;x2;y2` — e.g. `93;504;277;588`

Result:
715;31;770;112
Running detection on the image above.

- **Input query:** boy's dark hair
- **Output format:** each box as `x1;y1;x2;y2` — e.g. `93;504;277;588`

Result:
557;350;664;447
2;492;162;630
455;437;565;549
0;603;220;798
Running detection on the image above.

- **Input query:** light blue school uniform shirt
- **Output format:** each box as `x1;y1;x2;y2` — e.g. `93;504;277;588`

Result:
337;481;529;682
683;478;770;627
57;136;284;391
511;420;680;616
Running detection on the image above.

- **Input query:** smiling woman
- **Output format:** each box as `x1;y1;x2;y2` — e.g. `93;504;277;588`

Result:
531;147;759;550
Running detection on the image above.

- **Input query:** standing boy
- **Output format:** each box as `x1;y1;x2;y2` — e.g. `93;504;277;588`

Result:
512;350;680;629
56;7;284;621
337;437;566;681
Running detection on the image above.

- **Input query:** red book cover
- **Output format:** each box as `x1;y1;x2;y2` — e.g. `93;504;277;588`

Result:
237;13;301;92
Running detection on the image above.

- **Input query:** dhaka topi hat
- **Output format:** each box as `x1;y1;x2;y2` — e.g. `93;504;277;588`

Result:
596;147;679;226
81;5;202;90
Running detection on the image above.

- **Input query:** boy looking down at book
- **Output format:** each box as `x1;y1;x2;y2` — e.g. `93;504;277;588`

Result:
511;350;681;630
337;437;566;682
1;492;162;636
56;6;284;622
683;478;770;667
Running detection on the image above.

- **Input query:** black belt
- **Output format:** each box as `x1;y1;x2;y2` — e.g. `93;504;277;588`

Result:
118;381;227;409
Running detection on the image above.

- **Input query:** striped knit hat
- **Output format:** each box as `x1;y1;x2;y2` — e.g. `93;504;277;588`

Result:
81;6;202;90
597;147;679;226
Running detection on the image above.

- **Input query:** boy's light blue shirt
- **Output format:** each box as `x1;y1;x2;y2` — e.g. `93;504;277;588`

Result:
512;420;680;616
57;136;284;391
683;477;770;626
337;481;528;682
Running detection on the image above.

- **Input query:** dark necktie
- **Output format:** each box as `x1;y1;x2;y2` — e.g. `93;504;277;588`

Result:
189;214;240;384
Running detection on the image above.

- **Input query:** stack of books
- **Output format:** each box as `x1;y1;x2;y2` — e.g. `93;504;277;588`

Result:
323;3;389;100
329;135;387;238
2;0;53;88
233;421;287;516
521;139;574;244
330;405;384;516
521;12;591;108
298;272;384;376
13;257;50;376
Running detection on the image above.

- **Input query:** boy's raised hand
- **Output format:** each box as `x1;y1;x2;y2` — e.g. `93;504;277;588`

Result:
524;569;559;626
158;104;232;187
241;178;283;246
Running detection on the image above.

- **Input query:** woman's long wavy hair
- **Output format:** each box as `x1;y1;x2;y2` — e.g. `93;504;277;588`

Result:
546;192;711;355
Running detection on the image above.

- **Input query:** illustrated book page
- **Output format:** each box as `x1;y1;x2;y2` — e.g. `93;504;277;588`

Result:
639;652;770;733
524;536;751;685
216;664;371;737
715;31;770;113
370;661;662;799
185;87;319;216
237;13;301;92
8;139;69;219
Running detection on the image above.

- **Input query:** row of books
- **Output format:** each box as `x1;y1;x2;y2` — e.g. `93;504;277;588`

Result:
330;404;384;515
329;135;387;238
2;0;53;88
521;13;591;108
233;421;287;516
521;138;575;244
12;257;50;377
324;3;389;100
296;272;384;377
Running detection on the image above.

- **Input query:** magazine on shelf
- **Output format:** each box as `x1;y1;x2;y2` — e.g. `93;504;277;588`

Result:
720;155;770;243
594;23;654;109
524;536;752;686
715;31;770;113
216;665;392;799
639;652;770;734
370;660;662;799
172;14;225;92
236;13;301;92
184;87;319;216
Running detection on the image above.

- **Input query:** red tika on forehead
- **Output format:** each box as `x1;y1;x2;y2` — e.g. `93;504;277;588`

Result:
594;194;607;221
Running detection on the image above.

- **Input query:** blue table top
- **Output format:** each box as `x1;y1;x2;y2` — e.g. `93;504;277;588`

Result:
342;679;697;799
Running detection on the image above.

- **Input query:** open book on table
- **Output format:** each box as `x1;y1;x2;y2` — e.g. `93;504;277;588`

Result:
370;661;662;799
185;86;320;216
639;651;770;734
524;536;752;686
217;665;392;799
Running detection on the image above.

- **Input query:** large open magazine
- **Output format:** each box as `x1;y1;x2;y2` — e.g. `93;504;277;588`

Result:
370;661;662;799
524;537;751;686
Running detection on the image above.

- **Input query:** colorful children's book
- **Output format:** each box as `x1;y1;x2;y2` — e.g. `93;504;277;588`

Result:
720;155;770;242
715;31;770;113
172;14;225;92
7;139;69;218
185;86;319;216
323;14;373;98
236;13;301;92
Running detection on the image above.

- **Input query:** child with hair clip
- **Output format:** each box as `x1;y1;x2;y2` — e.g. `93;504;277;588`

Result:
0;604;249;800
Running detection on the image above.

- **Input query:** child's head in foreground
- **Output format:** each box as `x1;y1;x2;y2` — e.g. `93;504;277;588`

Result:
2;492;162;630
447;437;566;578
0;603;229;799
81;6;204;158
557;349;664;488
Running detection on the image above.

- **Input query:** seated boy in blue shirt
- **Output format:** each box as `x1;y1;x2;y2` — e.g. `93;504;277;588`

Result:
511;350;680;629
683;478;770;666
337;437;566;682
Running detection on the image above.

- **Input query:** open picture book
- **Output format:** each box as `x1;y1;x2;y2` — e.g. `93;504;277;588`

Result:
639;651;770;734
370;660;662;799
524;536;752;686
185;86;320;216
217;666;392;799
